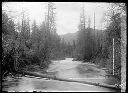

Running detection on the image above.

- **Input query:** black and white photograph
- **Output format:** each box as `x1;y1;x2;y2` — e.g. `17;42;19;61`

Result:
1;2;126;92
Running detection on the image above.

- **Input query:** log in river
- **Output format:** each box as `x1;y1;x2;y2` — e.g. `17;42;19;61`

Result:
22;71;121;90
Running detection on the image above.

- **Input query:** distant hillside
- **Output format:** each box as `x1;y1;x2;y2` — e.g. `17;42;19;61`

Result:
60;32;78;45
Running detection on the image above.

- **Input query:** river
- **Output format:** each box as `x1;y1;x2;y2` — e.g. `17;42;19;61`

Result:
2;58;120;92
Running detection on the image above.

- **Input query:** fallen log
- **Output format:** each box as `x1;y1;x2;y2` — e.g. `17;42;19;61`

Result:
21;71;121;90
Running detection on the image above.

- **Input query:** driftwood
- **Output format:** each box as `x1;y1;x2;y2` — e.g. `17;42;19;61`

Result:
21;71;121;90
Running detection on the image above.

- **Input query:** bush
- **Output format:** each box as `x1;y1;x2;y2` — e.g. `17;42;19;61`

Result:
2;47;16;77
29;54;41;65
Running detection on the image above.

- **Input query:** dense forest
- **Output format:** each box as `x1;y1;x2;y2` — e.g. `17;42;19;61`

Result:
2;2;73;78
74;3;126;83
2;2;126;87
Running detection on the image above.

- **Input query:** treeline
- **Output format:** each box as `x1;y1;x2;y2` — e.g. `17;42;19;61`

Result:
76;6;103;61
2;2;72;78
75;3;126;82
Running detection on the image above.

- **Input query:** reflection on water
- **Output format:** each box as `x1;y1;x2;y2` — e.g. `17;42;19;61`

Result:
2;58;119;92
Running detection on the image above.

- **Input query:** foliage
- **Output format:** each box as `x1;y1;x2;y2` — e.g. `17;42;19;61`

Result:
2;2;73;78
75;3;125;82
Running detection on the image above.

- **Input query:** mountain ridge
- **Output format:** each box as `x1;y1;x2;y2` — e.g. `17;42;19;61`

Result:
59;32;78;45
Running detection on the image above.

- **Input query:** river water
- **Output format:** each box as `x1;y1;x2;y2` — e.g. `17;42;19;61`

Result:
2;58;119;92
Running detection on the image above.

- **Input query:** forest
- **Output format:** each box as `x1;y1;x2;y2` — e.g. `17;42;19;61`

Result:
2;2;126;89
2;2;74;78
75;3;126;83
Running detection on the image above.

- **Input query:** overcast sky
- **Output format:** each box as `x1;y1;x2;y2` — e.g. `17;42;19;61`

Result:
2;2;109;35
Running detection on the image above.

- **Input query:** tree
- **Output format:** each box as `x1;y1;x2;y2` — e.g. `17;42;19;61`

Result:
77;5;87;60
2;11;20;74
2;12;17;37
98;3;125;82
77;5;97;61
31;20;40;51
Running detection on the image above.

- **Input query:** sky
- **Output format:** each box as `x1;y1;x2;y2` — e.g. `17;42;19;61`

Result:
2;2;110;35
